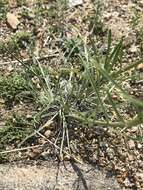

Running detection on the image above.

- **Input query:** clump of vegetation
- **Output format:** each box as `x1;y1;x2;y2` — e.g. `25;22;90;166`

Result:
20;7;35;20
0;31;32;55
56;0;68;12
88;0;105;36
135;27;143;57
0;113;34;162
1;31;143;158
61;37;84;57
16;0;26;6
34;0;67;24
18;33;143;155
0;72;34;106
131;6;141;27
0;0;8;20
34;3;58;18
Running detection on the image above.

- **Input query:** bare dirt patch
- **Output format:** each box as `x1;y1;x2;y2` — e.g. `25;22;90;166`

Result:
0;161;121;190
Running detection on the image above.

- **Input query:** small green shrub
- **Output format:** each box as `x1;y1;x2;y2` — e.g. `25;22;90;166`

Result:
0;31;32;55
0;0;8;20
0;113;34;162
0;72;34;105
16;0;26;6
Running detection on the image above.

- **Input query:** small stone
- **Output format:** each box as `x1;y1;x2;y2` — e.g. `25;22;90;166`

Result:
0;122;5;128
32;148;42;154
26;114;33;119
68;0;83;8
103;12;112;19
41;151;49;160
123;178;133;187
7;65;13;72
128;140;135;149
99;44;108;54
93;153;98;160
137;63;143;72
38;138;46;144
0;98;5;104
26;0;35;6
44;130;52;138
129;44;138;53
128;154;134;161
137;143;142;149
131;126;138;132
64;155;71;161
28;151;37;159
136;173;143;181
36;83;41;89
139;0;143;6
6;12;20;29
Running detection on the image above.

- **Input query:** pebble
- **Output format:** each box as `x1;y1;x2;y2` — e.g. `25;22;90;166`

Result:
41;151;49;160
6;12;20;30
131;126;138;132
129;44;138;53
136;173;143;181
68;0;83;8
137;143;142;149
128;154;134;161
44;130;52;138
123;178;133;187
128;140;135;149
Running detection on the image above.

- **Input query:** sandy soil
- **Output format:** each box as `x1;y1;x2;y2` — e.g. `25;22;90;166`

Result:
0;161;121;190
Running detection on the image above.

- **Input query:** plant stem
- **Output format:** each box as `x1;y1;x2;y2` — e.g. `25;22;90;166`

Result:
70;113;143;128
